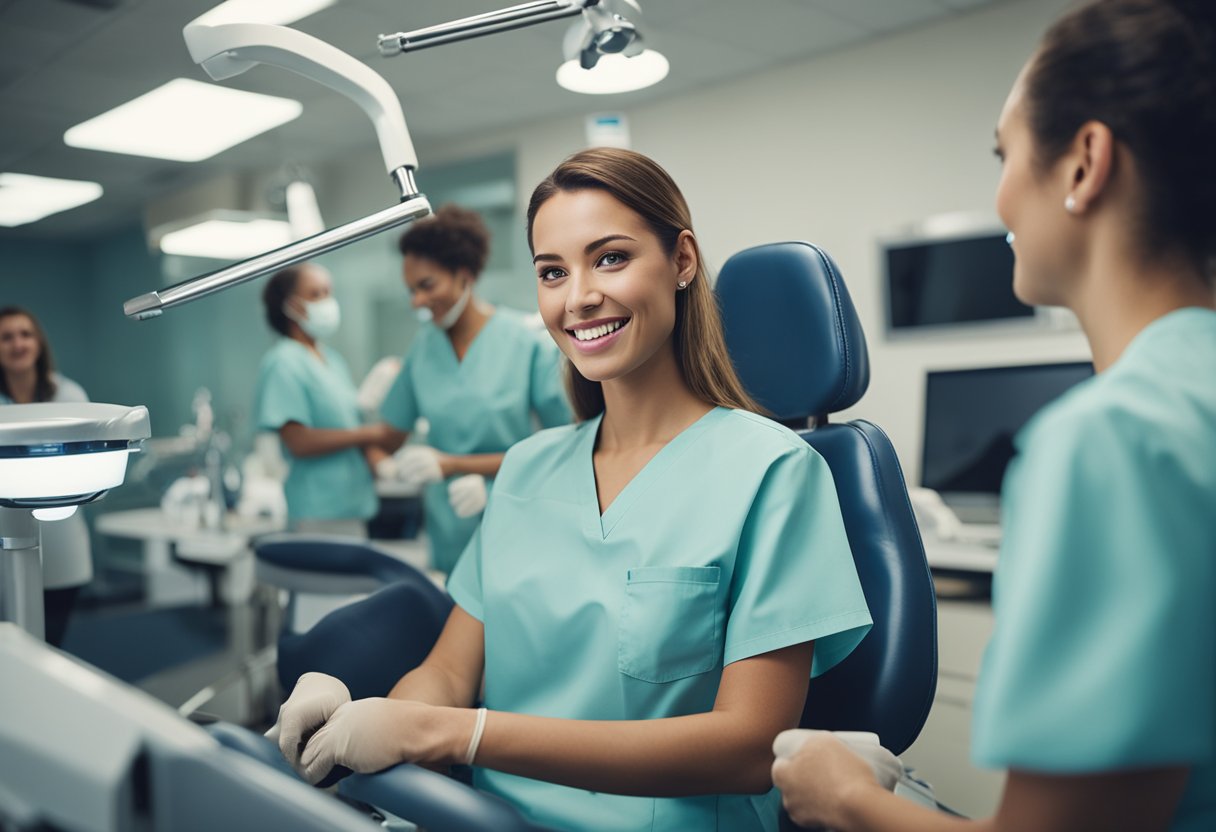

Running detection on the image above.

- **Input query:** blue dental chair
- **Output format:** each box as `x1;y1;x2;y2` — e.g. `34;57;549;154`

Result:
716;241;938;756
214;242;937;831
254;533;452;699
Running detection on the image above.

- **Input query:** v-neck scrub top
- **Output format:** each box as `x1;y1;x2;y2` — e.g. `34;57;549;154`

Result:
447;406;872;831
254;339;377;522
381;309;571;572
972;309;1216;831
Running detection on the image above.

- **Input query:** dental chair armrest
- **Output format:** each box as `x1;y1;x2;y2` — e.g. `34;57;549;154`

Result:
340;765;557;832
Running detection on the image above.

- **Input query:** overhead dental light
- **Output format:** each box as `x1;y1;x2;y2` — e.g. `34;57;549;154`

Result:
378;0;663;94
124;0;656;319
556;49;667;94
0;404;150;640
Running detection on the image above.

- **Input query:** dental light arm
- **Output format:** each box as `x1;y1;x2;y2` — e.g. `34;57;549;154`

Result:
185;23;416;175
378;0;587;55
124;22;431;320
378;0;646;69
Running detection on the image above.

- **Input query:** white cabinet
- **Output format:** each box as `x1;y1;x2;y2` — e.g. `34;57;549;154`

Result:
901;598;1006;819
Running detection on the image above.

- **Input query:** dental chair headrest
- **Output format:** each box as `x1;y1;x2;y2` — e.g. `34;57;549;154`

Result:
717;242;869;422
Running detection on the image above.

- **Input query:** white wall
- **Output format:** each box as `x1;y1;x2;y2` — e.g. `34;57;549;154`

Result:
397;0;1091;480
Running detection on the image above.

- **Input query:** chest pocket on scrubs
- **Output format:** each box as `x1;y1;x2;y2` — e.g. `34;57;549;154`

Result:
618;566;722;683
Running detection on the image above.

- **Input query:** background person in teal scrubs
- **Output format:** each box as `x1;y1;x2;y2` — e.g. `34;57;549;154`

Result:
378;204;571;572
274;150;872;831
772;2;1216;831
254;263;402;536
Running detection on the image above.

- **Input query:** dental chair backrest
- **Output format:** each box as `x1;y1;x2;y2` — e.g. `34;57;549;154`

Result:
716;242;938;756
254;534;453;699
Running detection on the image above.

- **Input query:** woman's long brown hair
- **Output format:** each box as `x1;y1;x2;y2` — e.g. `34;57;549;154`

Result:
526;148;759;420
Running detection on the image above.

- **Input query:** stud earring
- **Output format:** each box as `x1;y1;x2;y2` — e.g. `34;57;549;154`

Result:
677;280;688;289
1064;195;1077;213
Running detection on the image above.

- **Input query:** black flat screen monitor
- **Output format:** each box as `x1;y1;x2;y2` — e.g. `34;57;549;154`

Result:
921;362;1094;518
885;233;1031;331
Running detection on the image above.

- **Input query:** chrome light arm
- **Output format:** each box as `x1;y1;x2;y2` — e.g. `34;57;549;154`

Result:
378;0;591;56
125;23;432;319
125;193;430;319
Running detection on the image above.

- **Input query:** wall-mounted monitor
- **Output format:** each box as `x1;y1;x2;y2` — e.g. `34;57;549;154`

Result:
921;361;1094;523
881;215;1073;336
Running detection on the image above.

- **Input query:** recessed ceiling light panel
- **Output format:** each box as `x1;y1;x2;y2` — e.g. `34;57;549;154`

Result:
0;173;104;228
64;78;303;162
193;0;337;27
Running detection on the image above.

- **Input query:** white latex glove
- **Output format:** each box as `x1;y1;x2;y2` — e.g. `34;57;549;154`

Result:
356;356;403;416
374;456;399;481
270;672;351;774
773;729;903;791
447;474;487;518
395;446;444;489
298;698;456;785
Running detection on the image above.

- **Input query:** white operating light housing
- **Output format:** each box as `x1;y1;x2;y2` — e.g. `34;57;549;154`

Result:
193;0;337;27
556;49;669;94
0;404;150;508
64;78;303;162
0;173;103;228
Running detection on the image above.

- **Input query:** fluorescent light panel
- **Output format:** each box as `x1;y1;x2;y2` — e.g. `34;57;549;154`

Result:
0;173;104;228
160;217;295;260
557;49;669;95
193;0;337;27
64;78;303;162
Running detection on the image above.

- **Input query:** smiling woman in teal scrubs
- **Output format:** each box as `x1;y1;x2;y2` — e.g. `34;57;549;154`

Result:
378;204;572;572
274;150;872;830
254;263;401;535
771;2;1216;831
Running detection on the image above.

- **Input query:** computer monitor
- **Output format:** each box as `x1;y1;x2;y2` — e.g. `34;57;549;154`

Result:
920;362;1094;522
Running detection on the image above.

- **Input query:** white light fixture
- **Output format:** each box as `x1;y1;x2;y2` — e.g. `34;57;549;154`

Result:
193;0;337;27
64;78;303;162
0;173;103;228
556;49;668;95
159;215;295;260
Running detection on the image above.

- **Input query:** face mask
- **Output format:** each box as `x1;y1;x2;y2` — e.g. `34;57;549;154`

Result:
285;296;341;340
415;306;433;323
437;282;472;330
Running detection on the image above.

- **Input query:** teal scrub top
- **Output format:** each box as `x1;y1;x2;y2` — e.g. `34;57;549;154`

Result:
972;308;1216;831
381;309;571;572
448;406;873;832
254;338;377;522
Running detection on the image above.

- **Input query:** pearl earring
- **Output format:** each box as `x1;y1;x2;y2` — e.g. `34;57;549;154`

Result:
1064;195;1077;213
677;280;688;289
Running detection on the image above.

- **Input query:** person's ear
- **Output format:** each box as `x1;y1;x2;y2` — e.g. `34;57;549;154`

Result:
1063;120;1114;214
674;230;698;288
